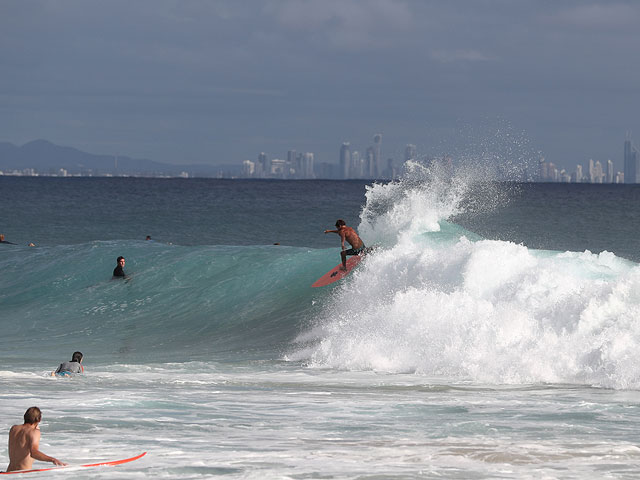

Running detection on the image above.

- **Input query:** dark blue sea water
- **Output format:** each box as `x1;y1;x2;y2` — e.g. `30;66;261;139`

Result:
2;172;640;479
0;177;367;247
2;177;639;259
455;182;640;263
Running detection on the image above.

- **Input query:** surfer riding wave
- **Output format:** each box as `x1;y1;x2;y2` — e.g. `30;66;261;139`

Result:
324;219;365;271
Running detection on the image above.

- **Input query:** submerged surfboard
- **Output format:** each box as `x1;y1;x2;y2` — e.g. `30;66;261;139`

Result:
312;255;362;287
0;452;147;475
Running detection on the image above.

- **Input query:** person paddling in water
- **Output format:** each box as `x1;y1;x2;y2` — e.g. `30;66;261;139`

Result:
324;219;365;271
52;351;84;377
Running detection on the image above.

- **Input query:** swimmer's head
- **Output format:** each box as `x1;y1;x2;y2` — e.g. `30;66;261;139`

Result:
72;351;83;363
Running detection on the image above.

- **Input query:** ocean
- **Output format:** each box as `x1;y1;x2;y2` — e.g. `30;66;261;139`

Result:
2;165;640;479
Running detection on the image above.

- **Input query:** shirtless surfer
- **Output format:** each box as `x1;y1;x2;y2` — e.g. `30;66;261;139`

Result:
6;407;66;472
324;219;366;270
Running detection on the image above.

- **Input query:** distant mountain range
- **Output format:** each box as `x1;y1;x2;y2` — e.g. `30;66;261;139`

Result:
0;139;240;177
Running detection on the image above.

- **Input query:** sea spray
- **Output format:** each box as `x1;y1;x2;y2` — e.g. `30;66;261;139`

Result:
291;162;640;390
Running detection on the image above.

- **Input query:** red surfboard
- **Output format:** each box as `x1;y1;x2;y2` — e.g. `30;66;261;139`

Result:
312;255;362;287
1;452;147;475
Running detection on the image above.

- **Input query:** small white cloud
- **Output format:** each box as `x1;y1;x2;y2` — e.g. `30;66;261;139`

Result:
547;4;640;29
266;0;413;51
430;49;497;64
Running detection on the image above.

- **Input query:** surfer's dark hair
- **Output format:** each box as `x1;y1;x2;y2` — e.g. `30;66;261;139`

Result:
335;219;346;228
72;351;83;363
24;406;41;424
117;256;124;262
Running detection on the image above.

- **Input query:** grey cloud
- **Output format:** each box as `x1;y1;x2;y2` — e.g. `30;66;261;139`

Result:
266;0;413;50
547;3;640;29
430;49;499;64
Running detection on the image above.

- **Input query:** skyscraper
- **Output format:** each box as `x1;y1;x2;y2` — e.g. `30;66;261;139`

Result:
538;158;548;181
373;134;382;178
271;159;287;178
351;151;362;178
302;152;314;179
385;158;396;179
624;135;639;184
405;144;417;163
295;152;304;178
575;164;583;183
257;152;269;178
287;150;297;176
365;147;375;179
340;142;351;179
242;160;255;177
593;160;604;183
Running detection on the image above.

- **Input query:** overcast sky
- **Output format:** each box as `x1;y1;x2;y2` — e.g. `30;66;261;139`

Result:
2;0;640;172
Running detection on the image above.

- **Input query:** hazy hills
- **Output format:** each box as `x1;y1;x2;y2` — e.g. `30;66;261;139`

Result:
0;140;239;176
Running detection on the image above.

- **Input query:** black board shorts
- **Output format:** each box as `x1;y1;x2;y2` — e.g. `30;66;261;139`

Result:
344;244;366;256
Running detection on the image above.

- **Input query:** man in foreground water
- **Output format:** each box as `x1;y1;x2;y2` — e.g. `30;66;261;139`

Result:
6;407;66;472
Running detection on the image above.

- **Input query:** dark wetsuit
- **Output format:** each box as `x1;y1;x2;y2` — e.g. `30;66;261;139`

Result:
55;361;83;375
113;265;126;278
0;240;16;245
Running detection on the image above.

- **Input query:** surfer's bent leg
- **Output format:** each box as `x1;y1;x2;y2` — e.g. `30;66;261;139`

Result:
341;244;366;270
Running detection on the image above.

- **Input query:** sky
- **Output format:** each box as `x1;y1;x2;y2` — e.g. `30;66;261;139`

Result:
2;0;640;173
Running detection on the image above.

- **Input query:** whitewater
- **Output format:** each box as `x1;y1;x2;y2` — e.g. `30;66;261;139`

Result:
2;168;640;479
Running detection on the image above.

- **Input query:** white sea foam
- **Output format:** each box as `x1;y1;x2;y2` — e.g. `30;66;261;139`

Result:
295;164;640;389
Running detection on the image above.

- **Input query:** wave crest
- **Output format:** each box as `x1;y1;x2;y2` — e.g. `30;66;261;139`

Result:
292;163;640;390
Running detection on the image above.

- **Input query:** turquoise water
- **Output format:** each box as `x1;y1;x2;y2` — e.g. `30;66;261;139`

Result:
2;170;640;478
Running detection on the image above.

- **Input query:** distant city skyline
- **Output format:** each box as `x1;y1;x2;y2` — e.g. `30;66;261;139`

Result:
538;134;640;184
2;134;639;182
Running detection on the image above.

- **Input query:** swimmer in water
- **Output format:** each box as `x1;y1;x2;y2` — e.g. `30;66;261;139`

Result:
52;351;84;377
112;256;126;278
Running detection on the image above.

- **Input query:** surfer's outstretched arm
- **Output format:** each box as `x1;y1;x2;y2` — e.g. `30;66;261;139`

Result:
29;432;66;467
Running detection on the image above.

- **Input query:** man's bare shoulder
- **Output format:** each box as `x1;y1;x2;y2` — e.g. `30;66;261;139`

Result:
10;424;38;440
345;227;360;238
